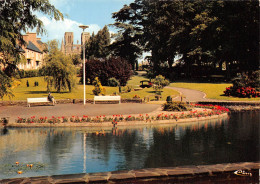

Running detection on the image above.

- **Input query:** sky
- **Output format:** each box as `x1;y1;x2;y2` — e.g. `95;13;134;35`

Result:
36;0;134;44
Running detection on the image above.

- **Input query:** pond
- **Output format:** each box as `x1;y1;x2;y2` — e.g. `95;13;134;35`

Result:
0;111;259;179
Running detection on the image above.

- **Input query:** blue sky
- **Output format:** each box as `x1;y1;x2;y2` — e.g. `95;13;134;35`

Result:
38;0;134;44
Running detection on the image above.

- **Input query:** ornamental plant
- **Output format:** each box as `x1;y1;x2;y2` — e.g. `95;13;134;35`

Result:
163;102;191;111
92;77;106;96
152;75;170;95
223;71;260;98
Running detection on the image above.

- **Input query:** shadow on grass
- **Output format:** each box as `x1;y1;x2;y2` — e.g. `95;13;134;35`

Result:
25;91;71;95
146;91;162;94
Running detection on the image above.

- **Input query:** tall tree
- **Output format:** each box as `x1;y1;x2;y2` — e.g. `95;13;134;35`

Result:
43;40;76;92
109;23;142;70
0;0;63;99
112;0;259;78
84;26;111;59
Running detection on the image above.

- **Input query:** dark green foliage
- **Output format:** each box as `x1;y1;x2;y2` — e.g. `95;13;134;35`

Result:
109;23;142;70
84;25;111;59
163;102;191;112
232;71;260;90
0;71;14;99
71;54;81;65
113;0;259;78
34;81;39;87
0;0;63;98
18;69;44;78
83;57;132;86
223;70;260;98
108;77;119;87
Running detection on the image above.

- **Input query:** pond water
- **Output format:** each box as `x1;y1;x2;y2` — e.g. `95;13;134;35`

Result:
0;112;259;179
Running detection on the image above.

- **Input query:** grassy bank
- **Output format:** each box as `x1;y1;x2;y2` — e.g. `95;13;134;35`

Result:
3;76;179;101
170;82;260;101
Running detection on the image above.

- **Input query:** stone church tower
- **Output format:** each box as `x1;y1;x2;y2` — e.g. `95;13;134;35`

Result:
61;32;90;56
64;32;74;54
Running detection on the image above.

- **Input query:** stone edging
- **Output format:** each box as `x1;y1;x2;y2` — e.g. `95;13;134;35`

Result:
1;162;259;183
6;109;228;128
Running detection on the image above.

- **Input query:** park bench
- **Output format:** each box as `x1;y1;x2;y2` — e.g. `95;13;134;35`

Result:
27;97;54;107
93;96;121;104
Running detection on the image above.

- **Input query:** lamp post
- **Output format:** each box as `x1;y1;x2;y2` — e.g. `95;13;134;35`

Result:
79;25;89;105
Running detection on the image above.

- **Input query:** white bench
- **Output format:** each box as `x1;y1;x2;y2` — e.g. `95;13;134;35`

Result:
93;96;121;104
27;97;54;107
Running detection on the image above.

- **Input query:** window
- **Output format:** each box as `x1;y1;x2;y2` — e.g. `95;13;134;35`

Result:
36;61;40;66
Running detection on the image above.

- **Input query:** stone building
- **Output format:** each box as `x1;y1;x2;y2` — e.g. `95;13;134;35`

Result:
18;33;46;70
61;32;90;56
0;32;46;70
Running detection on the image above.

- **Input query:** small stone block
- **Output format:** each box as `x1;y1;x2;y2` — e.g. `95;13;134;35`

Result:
167;169;194;176
87;176;108;183
51;173;86;180
29;176;51;184
55;179;86;184
0;178;25;184
134;172;161;178
109;173;135;180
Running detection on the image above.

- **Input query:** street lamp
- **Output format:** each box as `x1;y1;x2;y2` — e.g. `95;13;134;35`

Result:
79;25;89;105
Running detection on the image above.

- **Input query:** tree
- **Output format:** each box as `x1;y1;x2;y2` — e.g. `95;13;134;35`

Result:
109;23;142;70
0;0;63;99
71;54;81;65
152;75;170;95
43;40;76;92
112;0;259;79
84;26;111;59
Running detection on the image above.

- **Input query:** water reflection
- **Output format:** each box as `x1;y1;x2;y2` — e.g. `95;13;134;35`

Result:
0;112;258;179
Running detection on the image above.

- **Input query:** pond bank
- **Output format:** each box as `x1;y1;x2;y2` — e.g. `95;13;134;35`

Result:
3;107;228;128
1;162;258;183
197;101;260;112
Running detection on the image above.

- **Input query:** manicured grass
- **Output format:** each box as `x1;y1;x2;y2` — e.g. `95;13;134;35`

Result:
170;82;260;101
3;76;179;101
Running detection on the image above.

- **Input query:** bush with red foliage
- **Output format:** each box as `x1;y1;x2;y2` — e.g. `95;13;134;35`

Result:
224;86;260;98
81;57;132;86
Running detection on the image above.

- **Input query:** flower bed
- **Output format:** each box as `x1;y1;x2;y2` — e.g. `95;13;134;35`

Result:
15;104;229;125
224;86;260;98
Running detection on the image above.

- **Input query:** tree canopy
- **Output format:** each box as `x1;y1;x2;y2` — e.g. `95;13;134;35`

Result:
43;40;76;92
84;25;111;59
112;0;259;78
0;0;63;99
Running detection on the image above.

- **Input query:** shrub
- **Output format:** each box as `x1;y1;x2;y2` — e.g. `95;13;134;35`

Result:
152;75;170;95
108;77;119;87
18;69;44;78
163;102;191;111
122;85;133;93
224;86;260;98
83;57;132;86
92;77;106;96
224;70;260;98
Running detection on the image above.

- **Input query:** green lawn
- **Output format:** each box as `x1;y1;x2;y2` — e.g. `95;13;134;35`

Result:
3;76;179;101
170;82;260;101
